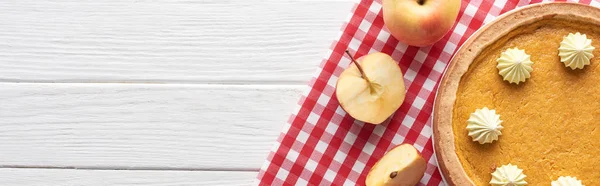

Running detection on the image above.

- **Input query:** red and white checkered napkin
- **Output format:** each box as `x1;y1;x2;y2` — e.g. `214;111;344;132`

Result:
258;0;598;185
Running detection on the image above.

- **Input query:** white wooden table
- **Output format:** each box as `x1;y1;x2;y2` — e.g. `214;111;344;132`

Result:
0;1;354;185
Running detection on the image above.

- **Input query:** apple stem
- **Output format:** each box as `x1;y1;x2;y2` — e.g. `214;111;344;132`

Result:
417;0;425;5
345;50;371;84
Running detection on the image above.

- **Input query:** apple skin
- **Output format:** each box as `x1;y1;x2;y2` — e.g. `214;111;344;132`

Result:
335;52;406;124
382;0;461;47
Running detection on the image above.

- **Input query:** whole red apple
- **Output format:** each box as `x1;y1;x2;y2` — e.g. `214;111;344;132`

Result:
382;0;461;47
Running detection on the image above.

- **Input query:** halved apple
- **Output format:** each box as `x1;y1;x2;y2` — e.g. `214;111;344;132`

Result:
366;144;427;186
336;51;406;124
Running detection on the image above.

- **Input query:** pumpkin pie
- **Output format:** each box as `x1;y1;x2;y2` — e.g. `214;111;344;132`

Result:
434;3;600;185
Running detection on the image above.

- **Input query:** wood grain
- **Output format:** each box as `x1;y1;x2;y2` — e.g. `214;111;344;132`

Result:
0;0;355;182
0;0;354;83
0;168;256;186
0;83;304;170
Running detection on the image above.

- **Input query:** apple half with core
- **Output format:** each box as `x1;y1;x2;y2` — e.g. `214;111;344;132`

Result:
382;0;461;47
366;144;427;186
335;51;406;124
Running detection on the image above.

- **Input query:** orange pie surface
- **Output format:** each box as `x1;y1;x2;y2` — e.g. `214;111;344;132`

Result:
453;18;600;185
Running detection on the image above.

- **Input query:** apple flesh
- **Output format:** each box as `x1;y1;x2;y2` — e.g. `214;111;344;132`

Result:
335;51;406;124
382;0;461;47
366;144;427;186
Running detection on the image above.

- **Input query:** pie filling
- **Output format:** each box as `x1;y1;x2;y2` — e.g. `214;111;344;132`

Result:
452;18;600;185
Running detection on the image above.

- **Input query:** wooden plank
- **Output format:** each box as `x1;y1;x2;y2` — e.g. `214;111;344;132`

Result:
0;0;354;83
0;83;304;170
0;168;256;186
